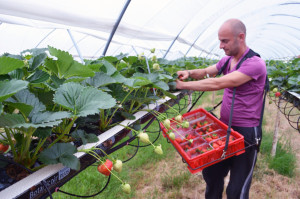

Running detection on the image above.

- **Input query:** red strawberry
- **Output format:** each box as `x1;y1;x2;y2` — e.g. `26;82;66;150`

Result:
97;159;113;176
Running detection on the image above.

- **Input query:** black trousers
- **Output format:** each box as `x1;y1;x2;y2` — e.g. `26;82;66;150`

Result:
202;126;262;199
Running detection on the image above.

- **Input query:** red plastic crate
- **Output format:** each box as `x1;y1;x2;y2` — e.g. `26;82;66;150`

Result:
160;108;245;174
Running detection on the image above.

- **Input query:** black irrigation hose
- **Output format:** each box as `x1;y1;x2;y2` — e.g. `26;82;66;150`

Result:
128;115;162;148
267;92;300;132
0;156;53;199
56;174;111;198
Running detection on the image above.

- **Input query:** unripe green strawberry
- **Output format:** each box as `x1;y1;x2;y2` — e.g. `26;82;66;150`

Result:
137;131;150;144
169;132;175;140
121;183;131;194
138;53;144;60
154;144;163;155
153;63;160;70
150;48;155;53
175;115;183;123
182;121;190;128
163;119;171;129
272;88;278;93
113;159;123;173
151;55;157;62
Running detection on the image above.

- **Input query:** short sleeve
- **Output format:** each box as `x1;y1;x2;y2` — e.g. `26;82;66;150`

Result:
237;56;266;80
216;56;231;73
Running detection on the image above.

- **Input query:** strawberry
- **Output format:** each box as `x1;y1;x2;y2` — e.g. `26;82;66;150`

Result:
153;63;160;70
137;131;150;144
212;134;218;139
113;160;123;173
169;132;175;140
189;149;196;155
216;140;223;146
98;159;113;176
175;115;183;123
205;136;213;142
0;143;10;153
196;122;202;128
163;119;171;129
150;48;155;53
121;183;131;194
175;138;182;144
212;143;219;148
154;144;163;155
181;121;190;128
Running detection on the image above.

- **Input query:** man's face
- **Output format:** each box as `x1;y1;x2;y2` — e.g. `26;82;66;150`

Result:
218;28;240;56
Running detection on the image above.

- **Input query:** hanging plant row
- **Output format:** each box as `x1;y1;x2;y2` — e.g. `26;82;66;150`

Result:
0;46;213;196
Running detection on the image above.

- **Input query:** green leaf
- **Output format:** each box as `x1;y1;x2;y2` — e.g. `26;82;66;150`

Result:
26;70;50;83
4;102;33;117
153;81;169;90
83;72;116;87
30;53;47;71
46;46;95;79
71;129;99;145
33;127;52;139
9;68;24;79
0;56;24;75
39;143;79;170
0;112;69;128
0;114;26;127
0;79;28;102
54;82;116;117
5;89;46;118
100;59;117;75
31;111;71;125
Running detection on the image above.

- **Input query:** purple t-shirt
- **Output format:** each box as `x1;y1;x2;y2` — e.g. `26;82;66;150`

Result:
216;48;267;127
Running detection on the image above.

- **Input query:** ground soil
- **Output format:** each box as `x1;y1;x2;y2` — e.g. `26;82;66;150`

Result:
132;95;300;199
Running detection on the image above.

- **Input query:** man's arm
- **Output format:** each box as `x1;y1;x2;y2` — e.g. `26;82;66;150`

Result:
177;64;219;80
176;71;252;91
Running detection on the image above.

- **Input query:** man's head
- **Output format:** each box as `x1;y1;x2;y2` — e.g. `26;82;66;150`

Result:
218;19;247;56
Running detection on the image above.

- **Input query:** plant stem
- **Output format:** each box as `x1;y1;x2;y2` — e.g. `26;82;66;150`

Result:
107;90;134;126
48;117;77;148
4;128;17;157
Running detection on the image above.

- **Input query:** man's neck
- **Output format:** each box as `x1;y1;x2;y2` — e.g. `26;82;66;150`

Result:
233;45;248;61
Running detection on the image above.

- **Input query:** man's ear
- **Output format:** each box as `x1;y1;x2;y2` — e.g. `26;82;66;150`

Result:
238;32;245;41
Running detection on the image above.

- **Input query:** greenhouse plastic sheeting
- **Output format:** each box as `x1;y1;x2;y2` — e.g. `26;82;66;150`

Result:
0;0;300;60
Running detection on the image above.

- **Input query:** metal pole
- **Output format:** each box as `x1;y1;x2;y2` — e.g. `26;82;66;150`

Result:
35;29;56;48
67;29;84;64
163;26;186;59
102;0;131;56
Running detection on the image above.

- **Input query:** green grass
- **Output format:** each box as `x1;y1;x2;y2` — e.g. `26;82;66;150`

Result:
260;131;297;177
161;170;191;190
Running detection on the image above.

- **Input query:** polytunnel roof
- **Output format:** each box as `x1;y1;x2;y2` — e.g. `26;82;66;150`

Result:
0;0;300;61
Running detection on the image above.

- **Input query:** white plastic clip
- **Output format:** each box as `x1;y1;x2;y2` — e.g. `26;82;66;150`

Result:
221;150;226;159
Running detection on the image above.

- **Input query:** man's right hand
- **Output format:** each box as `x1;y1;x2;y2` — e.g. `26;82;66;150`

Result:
177;70;189;80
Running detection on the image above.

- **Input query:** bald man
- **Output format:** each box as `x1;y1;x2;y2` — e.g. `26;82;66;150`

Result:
176;19;267;199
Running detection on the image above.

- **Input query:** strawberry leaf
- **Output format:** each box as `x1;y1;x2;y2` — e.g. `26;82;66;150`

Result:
0;79;28;102
71;129;99;145
0;56;24;75
54;82;116;117
39;143;79;170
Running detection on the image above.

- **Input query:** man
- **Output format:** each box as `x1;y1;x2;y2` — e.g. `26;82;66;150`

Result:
176;19;267;199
